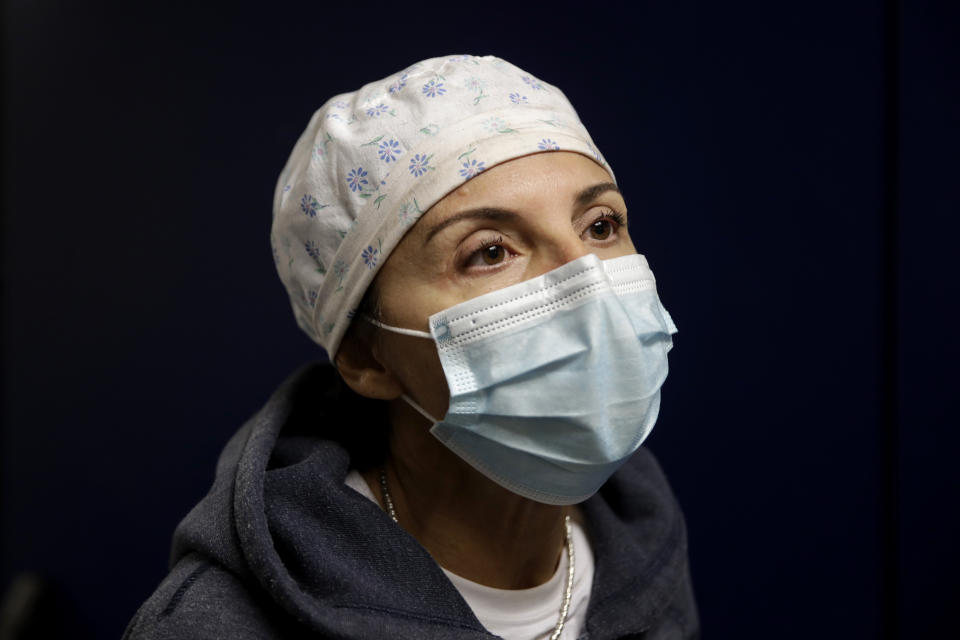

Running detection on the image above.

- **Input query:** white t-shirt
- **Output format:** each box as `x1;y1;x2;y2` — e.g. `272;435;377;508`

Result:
344;470;594;640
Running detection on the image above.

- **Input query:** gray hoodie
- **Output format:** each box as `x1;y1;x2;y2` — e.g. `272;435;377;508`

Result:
124;363;699;639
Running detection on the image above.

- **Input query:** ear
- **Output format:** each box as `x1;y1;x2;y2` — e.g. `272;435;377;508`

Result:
334;331;405;401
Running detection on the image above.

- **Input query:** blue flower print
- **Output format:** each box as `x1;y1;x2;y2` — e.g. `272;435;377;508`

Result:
300;194;329;216
459;158;486;179
422;79;446;98
366;103;389;117
388;74;408;94
521;75;544;90
378;139;402;163
307;289;318;308
346;167;369;192
332;100;349;109
409;153;431;177
304;239;322;262
361;245;379;269
300;194;321;217
537;138;559;151
509;92;528;104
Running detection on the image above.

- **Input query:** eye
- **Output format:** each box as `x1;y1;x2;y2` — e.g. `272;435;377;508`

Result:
582;209;625;242
480;244;506;265
588;219;614;240
463;235;513;269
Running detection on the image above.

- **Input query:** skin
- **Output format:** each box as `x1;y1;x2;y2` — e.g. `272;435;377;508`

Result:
335;151;637;590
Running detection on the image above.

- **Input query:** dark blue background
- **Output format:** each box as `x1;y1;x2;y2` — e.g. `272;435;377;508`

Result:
3;1;957;637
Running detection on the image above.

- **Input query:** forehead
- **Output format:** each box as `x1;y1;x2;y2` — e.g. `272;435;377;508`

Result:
426;151;616;217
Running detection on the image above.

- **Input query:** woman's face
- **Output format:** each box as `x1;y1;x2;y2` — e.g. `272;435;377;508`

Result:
371;151;637;417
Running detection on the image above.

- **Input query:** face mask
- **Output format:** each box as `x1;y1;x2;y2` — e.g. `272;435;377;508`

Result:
368;253;678;505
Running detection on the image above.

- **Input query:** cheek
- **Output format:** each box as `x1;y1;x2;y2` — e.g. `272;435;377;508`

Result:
610;229;638;257
381;335;451;418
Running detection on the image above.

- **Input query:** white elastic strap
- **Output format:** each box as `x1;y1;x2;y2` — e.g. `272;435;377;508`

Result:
401;393;440;425
363;315;433;340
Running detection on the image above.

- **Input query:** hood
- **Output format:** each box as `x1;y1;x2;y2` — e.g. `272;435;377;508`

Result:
169;362;696;639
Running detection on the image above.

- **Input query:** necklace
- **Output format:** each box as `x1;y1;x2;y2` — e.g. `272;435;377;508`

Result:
378;469;575;640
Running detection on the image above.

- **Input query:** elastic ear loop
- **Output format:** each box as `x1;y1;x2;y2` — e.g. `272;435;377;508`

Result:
361;315;440;424
400;394;440;425
363;315;433;340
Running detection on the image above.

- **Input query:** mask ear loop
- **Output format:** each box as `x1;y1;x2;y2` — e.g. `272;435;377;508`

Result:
363;315;433;340
360;315;440;424
400;394;440;425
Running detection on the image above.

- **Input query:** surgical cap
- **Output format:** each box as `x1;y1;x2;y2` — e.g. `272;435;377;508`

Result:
271;54;614;358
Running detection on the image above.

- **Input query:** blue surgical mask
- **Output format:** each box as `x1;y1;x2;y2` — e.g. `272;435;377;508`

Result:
368;253;678;505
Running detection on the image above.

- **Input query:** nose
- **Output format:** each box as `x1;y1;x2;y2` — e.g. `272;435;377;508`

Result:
524;226;593;280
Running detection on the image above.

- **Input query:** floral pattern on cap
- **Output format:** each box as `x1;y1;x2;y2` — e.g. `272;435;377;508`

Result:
271;54;613;357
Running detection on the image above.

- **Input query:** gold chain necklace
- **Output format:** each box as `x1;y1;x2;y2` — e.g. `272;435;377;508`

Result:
378;469;575;639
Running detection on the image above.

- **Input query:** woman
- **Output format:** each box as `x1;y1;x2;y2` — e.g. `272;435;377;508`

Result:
125;54;698;639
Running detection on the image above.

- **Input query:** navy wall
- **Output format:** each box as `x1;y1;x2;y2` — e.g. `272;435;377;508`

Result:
898;0;960;634
2;1;956;637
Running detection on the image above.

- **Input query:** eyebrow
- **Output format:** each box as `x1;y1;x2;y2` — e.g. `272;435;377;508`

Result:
424;182;622;243
424;208;521;243
574;182;621;207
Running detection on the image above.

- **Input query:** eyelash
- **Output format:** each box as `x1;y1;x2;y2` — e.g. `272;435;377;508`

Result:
476;234;504;253
598;209;626;229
